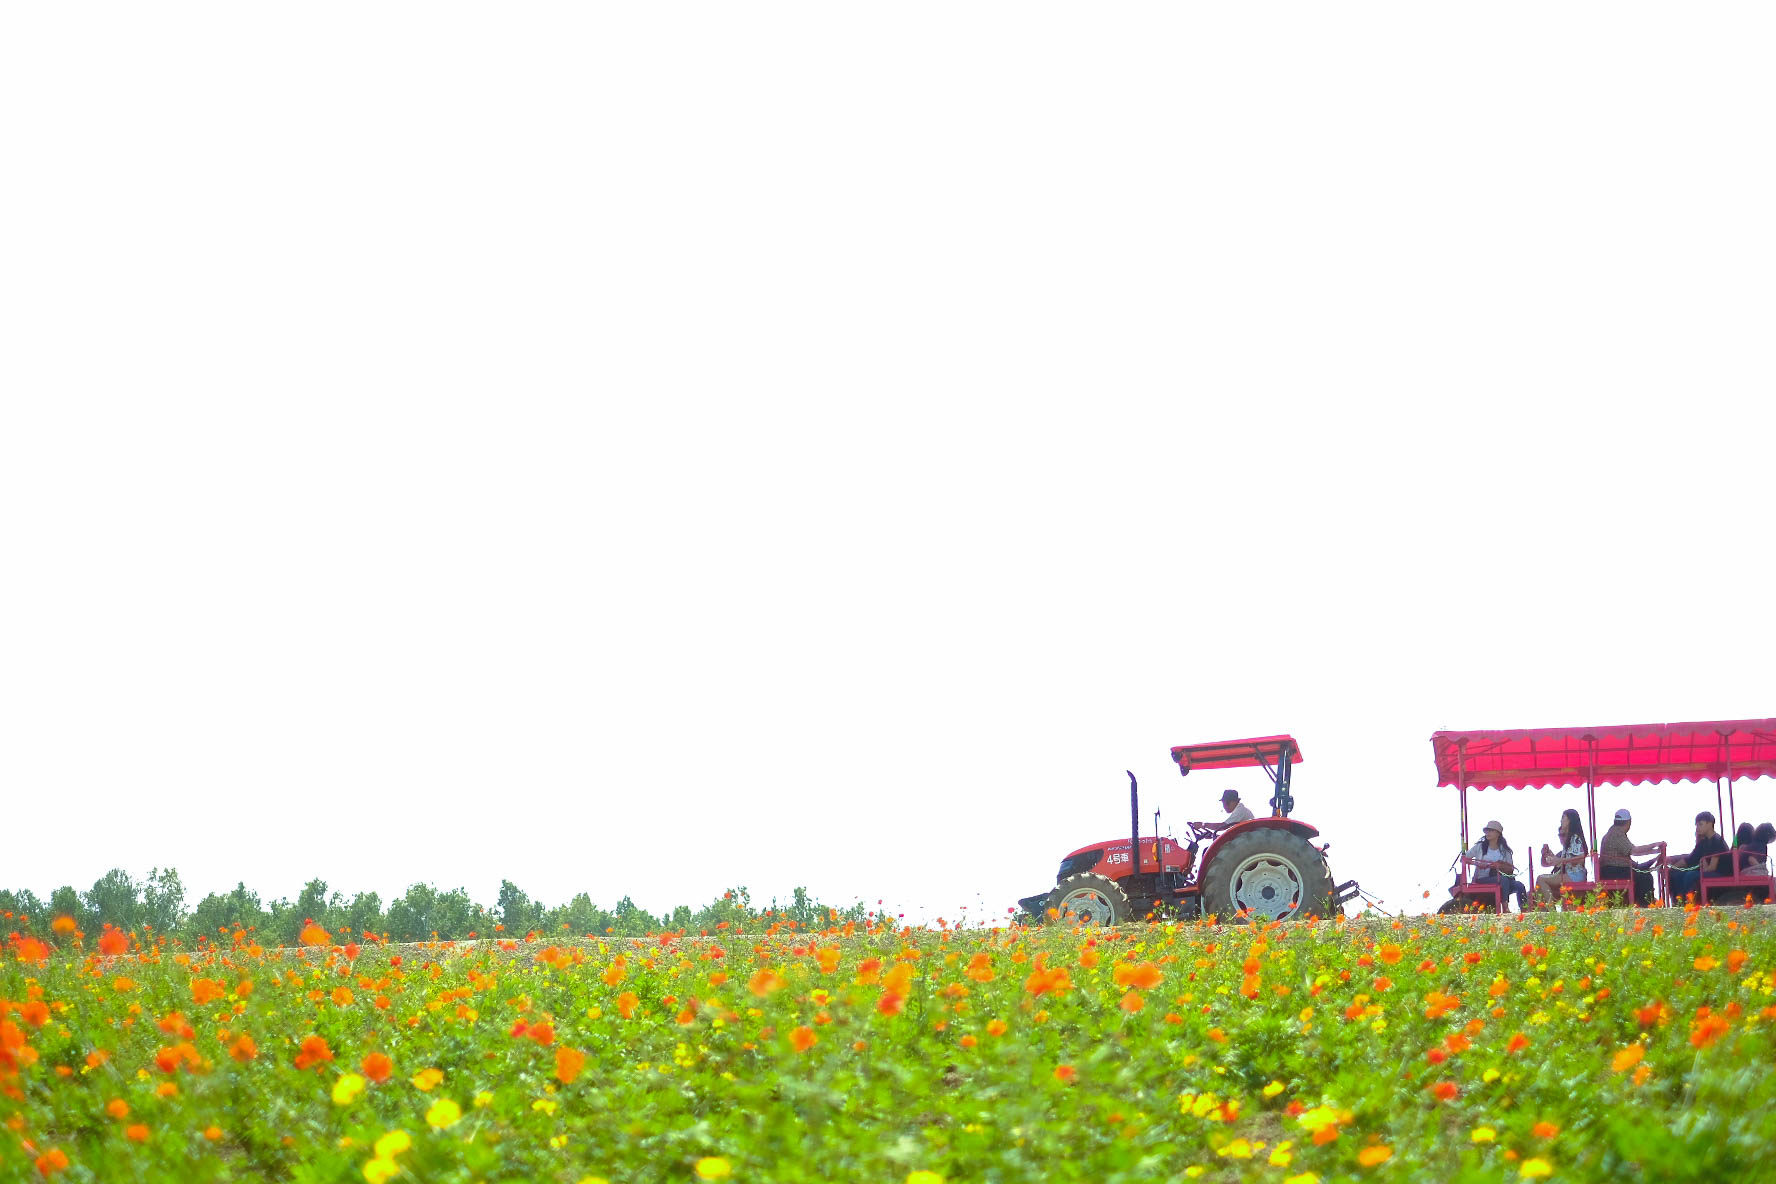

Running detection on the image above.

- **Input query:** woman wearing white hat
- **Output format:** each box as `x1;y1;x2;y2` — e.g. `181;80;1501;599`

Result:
1467;821;1528;911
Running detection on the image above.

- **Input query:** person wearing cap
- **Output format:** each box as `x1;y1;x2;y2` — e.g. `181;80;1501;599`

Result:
1599;809;1655;904
1466;821;1528;911
1535;809;1589;902
1668;811;1730;901
1200;789;1255;833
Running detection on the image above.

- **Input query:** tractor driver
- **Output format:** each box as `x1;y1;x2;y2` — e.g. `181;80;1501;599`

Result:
1200;789;1255;833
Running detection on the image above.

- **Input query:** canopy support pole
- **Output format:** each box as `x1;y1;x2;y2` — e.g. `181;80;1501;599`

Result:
1585;739;1599;856
1458;739;1470;865
1725;731;1737;835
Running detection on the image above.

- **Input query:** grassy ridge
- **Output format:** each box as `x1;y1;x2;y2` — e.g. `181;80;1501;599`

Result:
4;906;1776;1182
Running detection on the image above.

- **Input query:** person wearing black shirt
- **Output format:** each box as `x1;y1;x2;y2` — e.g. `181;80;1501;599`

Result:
1668;811;1730;901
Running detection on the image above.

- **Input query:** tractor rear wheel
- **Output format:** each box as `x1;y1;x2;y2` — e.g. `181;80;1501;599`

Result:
1200;830;1334;923
1046;873;1131;926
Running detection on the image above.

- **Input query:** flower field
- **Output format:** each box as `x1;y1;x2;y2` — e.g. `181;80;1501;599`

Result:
6;906;1776;1183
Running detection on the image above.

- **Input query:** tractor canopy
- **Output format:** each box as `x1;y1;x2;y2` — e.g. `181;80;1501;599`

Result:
1431;718;1776;853
1171;735;1303;774
1430;721;1776;791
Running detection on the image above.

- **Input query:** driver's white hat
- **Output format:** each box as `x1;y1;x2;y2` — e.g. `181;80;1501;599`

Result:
1614;808;1632;823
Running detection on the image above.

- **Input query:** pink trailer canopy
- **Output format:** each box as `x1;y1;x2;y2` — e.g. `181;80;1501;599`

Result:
1431;720;1776;851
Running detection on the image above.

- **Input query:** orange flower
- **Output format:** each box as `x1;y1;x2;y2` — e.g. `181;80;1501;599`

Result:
1113;961;1162;990
1024;954;1073;998
556;1046;586;1083
616;992;639;1019
1728;949;1749;974
986;1019;1008;1037
293;1034;333;1071
203;1126;223;1142
1693;954;1719;972
1429;1081;1458;1102
361;1052;393;1082
877;992;906;1016
1372;976;1393;993
964;953;996;983
1358;1145;1393;1167
749;969;785;997
330;987;353;1007
1506;1032;1530;1054
50;916;77;936
1053;1064;1077;1084
1690;1012;1731;1050
789;1026;817;1052
1532;1121;1559;1138
527;1022;555;1046
190;978;226;1006
124;1124;149;1143
1611;1043;1646;1072
1078;949;1101;969
299;924;330;948
19;1000;50;1028
97;927;129;957
1378;943;1403;965
106;1098;130;1119
1120;990;1145;1013
34;1148;69;1177
1445;1032;1471;1054
229;1034;257;1062
602;959;627;987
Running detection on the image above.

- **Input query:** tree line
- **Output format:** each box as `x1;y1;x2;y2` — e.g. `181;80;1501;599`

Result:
0;869;869;946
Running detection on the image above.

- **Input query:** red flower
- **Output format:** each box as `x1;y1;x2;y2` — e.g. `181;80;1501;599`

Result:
97;927;130;957
294;1035;333;1071
361;1052;393;1082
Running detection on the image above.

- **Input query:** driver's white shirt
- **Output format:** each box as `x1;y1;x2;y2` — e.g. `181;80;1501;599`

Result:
1224;802;1254;825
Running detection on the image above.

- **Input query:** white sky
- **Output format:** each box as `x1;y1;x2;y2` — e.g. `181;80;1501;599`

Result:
3;6;1773;925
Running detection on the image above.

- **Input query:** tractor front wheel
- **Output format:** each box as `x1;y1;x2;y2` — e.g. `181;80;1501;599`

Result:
1046;873;1131;926
1200;830;1334;923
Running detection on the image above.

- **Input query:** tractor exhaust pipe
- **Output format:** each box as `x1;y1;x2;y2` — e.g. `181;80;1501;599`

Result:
1128;771;1140;874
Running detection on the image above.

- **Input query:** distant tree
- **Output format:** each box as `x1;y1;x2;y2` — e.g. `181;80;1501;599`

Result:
142;867;186;934
497;881;545;935
386;884;436;942
667;904;693;931
345;892;383;938
610;896;658;936
48;886;86;931
544;893;613;936
1;889;45;928
190;882;267;939
84;869;141;931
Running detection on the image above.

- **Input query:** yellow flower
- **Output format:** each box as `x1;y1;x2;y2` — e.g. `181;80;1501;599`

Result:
532;1098;558;1116
1263;1080;1286;1098
1184;1169;1206;1180
410;1068;443;1092
1482;1068;1502;1083
1297;1106;1339;1132
474;1091;494;1109
1269;1141;1294;1167
578;1179;611;1184
907;1173;944;1184
695;1159;732;1179
424;1099;462;1129
372;1131;412;1159
1357;1145;1393;1167
362;1157;400;1184
333;1073;367;1106
1521;1159;1554;1179
1284;1175;1320;1184
550;1134;570;1149
1216;1139;1253;1159
1472;1127;1497;1143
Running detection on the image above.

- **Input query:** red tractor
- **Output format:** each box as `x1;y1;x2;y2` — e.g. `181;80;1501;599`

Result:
1018;735;1360;924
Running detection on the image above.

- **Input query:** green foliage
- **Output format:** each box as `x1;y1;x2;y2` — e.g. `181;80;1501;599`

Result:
7;908;1776;1181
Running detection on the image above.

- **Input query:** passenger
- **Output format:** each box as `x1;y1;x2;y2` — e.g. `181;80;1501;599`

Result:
1598;809;1655;904
1536;808;1589;902
1755;823;1776;865
1467;821;1528;912
1734;822;1761;874
1202;789;1255;833
1667;811;1730;901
